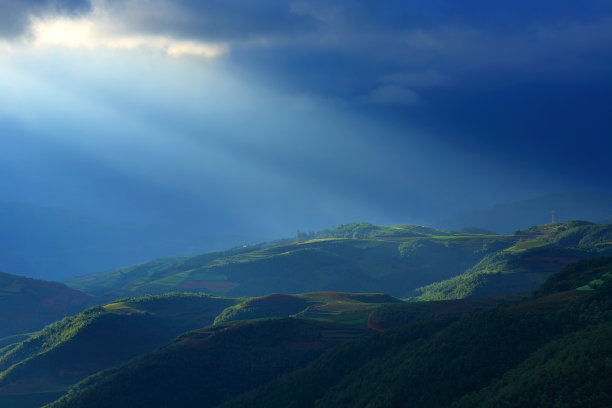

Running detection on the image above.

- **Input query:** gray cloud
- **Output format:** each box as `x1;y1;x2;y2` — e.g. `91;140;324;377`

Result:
7;0;612;85
98;0;320;42
0;0;90;38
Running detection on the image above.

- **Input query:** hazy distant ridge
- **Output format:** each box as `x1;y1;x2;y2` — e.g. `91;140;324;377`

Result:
439;191;612;234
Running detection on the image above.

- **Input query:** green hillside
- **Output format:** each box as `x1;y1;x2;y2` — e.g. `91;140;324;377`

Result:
0;293;237;408
43;292;504;408
412;221;612;300
219;258;612;408
67;222;516;300
0;270;93;338
3;222;610;408
45;318;347;408
40;258;612;408
0;290;412;408
213;291;401;325
68;221;612;303
454;322;612;407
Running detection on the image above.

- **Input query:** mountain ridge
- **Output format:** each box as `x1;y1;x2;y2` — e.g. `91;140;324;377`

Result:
438;191;612;234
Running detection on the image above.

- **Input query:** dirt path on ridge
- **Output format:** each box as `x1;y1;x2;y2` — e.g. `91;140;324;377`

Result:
366;310;387;332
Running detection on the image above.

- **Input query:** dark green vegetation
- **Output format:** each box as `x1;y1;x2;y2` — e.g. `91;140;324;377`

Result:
46;319;346;408
219;258;612;408
68;222;518;300
536;257;612;296
43;291;506;408
39;289;419;408
36;257;612;408
455;322;612;408
413;221;612;300
0;293;238;408
0;290;408;408
0;271;93;338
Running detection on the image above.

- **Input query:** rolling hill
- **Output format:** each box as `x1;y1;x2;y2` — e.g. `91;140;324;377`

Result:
0;290;416;408
46;318;352;408
41;293;509;408
67;223;517;300
219;258;612;408
412;221;612;300
3;220;611;407
0;270;93;338
67;221;612;304
41;258;612;408
0;293;238;408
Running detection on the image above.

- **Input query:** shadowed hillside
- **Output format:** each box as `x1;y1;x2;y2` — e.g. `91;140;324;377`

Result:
0;271;93;338
0;290;410;408
36;258;612;408
219;258;612;408
0;293;238;408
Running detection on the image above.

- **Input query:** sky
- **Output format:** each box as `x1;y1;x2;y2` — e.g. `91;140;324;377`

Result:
1;0;611;240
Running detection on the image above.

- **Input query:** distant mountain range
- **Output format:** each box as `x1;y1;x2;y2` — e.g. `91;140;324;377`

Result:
0;201;246;280
1;191;609;281
438;191;612;234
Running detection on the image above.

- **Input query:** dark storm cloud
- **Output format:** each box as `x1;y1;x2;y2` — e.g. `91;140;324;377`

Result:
1;0;610;237
153;0;612;43
151;0;609;102
187;0;611;189
0;0;90;37
100;0;320;42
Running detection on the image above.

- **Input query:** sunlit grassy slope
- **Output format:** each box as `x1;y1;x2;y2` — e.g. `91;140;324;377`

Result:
212;291;401;325
67;222;517;300
412;221;612;300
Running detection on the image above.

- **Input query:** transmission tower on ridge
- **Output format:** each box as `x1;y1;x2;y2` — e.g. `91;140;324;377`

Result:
551;210;556;223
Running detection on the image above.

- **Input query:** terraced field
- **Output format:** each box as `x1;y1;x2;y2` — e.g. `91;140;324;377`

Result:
213;291;401;326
